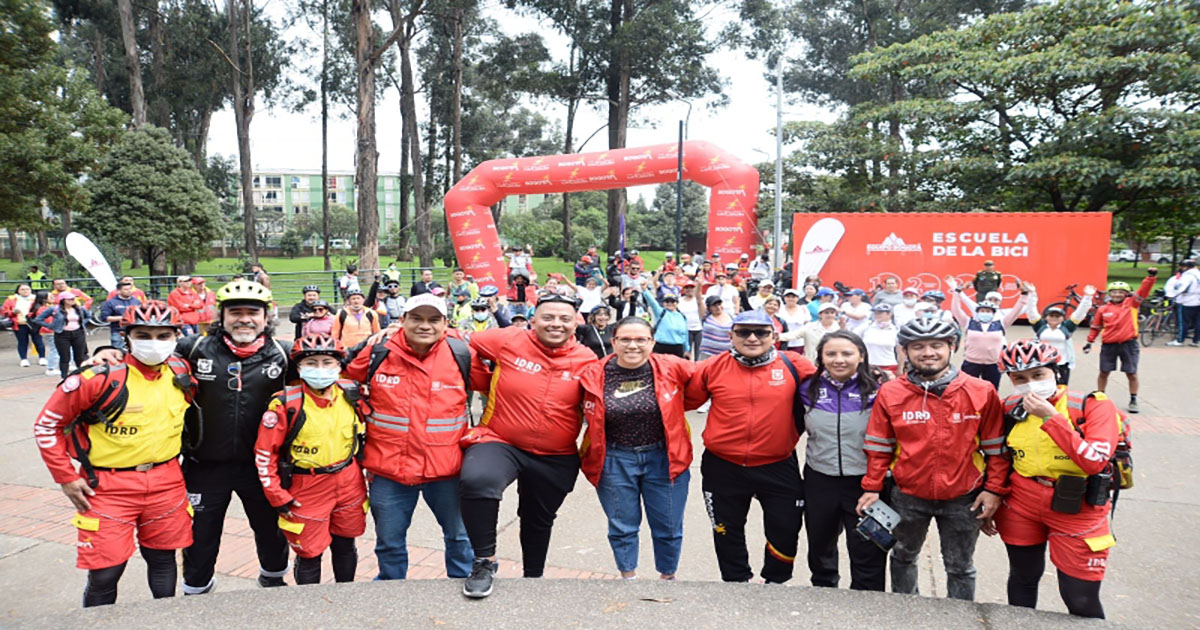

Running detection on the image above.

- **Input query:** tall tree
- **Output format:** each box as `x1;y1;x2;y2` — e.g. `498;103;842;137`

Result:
115;0;145;126
225;0;258;260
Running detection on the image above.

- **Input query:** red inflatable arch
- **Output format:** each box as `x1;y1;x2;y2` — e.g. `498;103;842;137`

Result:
444;140;760;288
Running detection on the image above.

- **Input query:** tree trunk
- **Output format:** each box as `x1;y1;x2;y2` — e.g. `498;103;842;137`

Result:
60;208;72;235
149;6;170;128
561;36;578;262
604;0;632;253
451;8;463;184
400;34;430;269
398;98;411;260
37;231;49;256
191;105;212;167
117;0;146;127
7;229;23;263
353;0;380;274
92;27;107;95
130;248;141;269
229;0;258;262
321;0;332;271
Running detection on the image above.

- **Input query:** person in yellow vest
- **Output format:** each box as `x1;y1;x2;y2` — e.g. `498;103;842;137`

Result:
32;301;196;606
991;339;1123;619
254;334;368;584
26;265;50;291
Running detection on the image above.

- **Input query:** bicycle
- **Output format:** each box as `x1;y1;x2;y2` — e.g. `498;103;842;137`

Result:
1046;283;1104;324
1138;292;1177;347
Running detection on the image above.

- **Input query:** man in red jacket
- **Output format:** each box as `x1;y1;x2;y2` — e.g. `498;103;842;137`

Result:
343;293;475;580
857;317;1009;601
683;310;816;584
1083;269;1157;413
458;293;596;598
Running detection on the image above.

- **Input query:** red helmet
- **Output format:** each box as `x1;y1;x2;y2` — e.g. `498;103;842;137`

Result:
120;300;181;330
290;333;345;360
998;339;1061;373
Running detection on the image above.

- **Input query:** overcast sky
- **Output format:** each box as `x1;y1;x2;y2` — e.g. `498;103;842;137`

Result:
205;4;838;202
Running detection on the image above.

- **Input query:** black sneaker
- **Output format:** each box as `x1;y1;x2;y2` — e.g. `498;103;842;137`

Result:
463;558;497;599
257;575;287;588
1127;400;1139;414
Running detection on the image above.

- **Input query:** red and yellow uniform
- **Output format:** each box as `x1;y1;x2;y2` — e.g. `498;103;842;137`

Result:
33;358;194;569
996;388;1120;580
254;384;367;558
1086;276;1154;344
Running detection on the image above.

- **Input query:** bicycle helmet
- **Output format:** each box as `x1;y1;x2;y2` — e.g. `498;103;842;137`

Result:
217;279;273;309
896;317;960;348
345;288;364;298
998;339;1061;373
470;298;489;309
302;285;320;294
290;333;345;360
920;290;946;303
1107;281;1131;292
478;285;499;297
120;300;182;330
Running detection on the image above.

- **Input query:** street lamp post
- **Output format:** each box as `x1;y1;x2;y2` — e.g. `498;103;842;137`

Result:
773;59;784;274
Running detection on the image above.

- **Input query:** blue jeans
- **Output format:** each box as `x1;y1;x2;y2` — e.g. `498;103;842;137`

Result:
14;324;44;360
369;475;473;579
109;329;125;351
43;333;58;366
1179;304;1200;343
595;443;689;575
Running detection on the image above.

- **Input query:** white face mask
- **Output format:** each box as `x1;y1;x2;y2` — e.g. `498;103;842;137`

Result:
1014;377;1058;399
129;339;177;366
903;298;917;307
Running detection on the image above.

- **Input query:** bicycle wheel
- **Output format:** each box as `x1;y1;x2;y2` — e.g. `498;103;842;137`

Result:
1165;309;1179;336
1140;314;1160;347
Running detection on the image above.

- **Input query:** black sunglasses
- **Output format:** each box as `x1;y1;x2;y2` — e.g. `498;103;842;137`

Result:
732;328;773;339
536;292;582;310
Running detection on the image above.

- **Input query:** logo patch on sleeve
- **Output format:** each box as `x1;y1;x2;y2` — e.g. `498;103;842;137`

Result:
262;411;278;429
61;375;81;393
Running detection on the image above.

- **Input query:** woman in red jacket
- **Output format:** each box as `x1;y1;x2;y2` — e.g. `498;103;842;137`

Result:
579;317;697;580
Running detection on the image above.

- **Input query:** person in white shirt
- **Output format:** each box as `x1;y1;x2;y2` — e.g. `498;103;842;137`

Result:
1172;259;1200;346
796;302;842;361
1026;283;1094;383
919;290;955;324
677;281;704;359
680;254;699;277
892;287;920;328
840;289;872;337
748;253;772;281
704;272;740;314
860;303;901;374
777;288;811;352
576;276;605;314
747;279;777;310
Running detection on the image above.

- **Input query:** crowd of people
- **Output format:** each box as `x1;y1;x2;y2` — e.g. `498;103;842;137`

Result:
14;251;1196;619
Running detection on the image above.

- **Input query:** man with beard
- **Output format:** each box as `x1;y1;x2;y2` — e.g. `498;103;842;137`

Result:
857;317;1008;601
92;279;292;593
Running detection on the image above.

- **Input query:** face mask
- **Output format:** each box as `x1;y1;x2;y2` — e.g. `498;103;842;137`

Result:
472;311;489;322
1014;377;1057;399
977;311;995;323
903;298;917;307
129;339;177;366
921;311;936;320
299;366;339;390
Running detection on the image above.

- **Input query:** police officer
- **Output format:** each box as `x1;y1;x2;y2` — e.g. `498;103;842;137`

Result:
971;260;1002;296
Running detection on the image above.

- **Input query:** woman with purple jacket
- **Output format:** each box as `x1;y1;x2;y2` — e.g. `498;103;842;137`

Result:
798;330;888;591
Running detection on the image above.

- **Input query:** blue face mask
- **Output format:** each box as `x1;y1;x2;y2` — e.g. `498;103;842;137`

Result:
299;366;339;390
977;311;995;323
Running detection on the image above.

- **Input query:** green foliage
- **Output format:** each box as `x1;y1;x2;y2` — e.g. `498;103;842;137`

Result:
289;203;358;242
77;126;223;270
835;0;1200;214
0;0;127;228
278;230;304;258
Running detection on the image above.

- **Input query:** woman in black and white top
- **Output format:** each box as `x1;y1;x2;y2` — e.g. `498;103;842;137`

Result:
577;305;615;359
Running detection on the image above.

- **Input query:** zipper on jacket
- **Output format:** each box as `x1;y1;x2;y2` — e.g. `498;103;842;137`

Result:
836;385;844;476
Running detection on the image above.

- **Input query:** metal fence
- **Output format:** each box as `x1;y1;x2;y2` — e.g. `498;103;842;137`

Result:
10;266;455;309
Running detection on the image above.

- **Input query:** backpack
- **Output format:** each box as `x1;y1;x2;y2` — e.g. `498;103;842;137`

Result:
339;308;376;328
364;335;473;423
779;352;807;436
66;358;197;488
273;380;368;489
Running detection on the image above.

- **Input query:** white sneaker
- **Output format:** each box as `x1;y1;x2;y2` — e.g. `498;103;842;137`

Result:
45;369;59;376
1166;340;1184;346
37;358;47;366
20;359;30;367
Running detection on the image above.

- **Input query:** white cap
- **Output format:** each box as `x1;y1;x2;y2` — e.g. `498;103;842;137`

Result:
402;293;447;317
818;302;839;314
986;291;1003;302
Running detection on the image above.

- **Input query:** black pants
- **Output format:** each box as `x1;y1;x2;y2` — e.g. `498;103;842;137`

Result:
804;466;886;591
688;330;703;360
54;327;88;379
458;442;579;577
700;450;804;583
653;342;686;357
1054;363;1072;386
961;360;1001;389
1006;543;1105;618
182;460;289;590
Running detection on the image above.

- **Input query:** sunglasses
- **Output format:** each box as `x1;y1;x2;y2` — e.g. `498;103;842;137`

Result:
732;328;773;339
535;292;582;310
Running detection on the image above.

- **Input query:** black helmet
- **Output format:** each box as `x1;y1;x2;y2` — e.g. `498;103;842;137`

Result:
897;317;960;348
302;284;320;294
346;264;357;273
